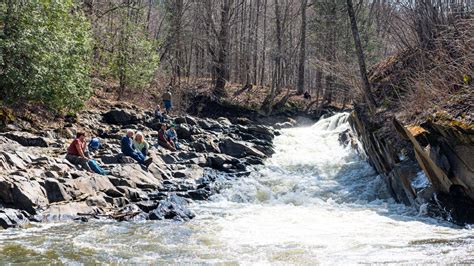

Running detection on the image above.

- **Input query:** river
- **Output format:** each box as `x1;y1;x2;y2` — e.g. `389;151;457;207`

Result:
0;113;473;264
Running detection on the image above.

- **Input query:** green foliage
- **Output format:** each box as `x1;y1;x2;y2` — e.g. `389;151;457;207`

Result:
96;10;159;92
0;0;92;113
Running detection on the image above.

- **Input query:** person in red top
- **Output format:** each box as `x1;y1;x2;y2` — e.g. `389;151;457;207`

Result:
66;132;92;172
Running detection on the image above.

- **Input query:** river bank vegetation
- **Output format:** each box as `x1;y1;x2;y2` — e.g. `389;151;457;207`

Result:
3;0;471;117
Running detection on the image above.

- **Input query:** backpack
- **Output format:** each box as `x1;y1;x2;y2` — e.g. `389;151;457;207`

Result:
88;159;108;175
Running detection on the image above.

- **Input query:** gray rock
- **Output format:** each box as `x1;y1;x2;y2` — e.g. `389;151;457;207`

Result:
0;208;29;229
103;109;140;125
44;178;72;203
0;175;49;213
148;194;195;221
175;124;193;140
2;132;49;147
219;138;266;158
109;164;163;190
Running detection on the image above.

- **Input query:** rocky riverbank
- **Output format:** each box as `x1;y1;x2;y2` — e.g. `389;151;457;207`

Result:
344;104;473;226
0;106;295;229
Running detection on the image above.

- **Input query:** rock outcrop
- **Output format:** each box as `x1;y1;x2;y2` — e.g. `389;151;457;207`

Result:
348;106;474;225
0;107;278;229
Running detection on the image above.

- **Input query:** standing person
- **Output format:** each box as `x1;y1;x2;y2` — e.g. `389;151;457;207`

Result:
158;124;176;151
66;132;93;172
121;130;153;167
133;132;150;157
162;89;172;114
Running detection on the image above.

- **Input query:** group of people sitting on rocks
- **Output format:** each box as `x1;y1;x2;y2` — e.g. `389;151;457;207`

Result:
66;124;181;175
66;90;180;174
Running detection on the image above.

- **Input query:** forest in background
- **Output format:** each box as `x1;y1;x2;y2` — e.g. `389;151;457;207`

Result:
0;0;472;115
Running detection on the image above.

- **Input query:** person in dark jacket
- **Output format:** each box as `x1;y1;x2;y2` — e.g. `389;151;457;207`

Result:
121;130;153;167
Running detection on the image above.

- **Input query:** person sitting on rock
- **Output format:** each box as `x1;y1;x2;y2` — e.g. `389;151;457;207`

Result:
158;124;176;151
66;132;93;172
121;130;153;167
166;124;181;150
88;137;101;153
133;131;149;156
154;105;165;123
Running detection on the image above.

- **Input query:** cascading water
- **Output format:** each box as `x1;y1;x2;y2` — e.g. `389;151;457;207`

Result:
0;113;473;264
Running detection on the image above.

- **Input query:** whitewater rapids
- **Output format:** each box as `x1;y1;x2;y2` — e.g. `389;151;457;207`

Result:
0;113;473;264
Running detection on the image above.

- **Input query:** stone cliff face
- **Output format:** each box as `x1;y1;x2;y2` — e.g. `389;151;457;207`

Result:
348;106;474;225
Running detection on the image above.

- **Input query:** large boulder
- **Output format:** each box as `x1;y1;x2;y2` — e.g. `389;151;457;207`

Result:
175;124;193;140
44;178;73;203
103;109;140;125
207;153;239;169
219;138;266;158
0;208;29;229
2;132;49;147
171;165;204;180
0;175;49;213
109;164;163;190
148;194;195;221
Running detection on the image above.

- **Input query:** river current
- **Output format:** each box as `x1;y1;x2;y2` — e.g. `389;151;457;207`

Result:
0;113;473;264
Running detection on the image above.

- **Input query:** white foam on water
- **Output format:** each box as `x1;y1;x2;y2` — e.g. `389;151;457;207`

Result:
0;113;473;264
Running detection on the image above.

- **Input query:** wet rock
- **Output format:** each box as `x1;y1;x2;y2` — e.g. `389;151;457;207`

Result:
208;153;239;169
217;117;232;127
274;122;293;129
148;194;195;221
136;200;159;212
2;132;49;147
0;208;29;229
247;124;275;139
187;189;211;201
219;138;266;158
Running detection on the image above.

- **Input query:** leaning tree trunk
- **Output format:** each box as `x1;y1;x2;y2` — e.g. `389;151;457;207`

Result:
346;0;377;109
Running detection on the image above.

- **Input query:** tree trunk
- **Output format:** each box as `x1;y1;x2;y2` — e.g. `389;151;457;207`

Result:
213;0;232;98
297;0;307;95
346;0;377;109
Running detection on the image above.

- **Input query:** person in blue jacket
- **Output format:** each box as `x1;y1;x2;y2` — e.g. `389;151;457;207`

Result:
121;130;153;167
